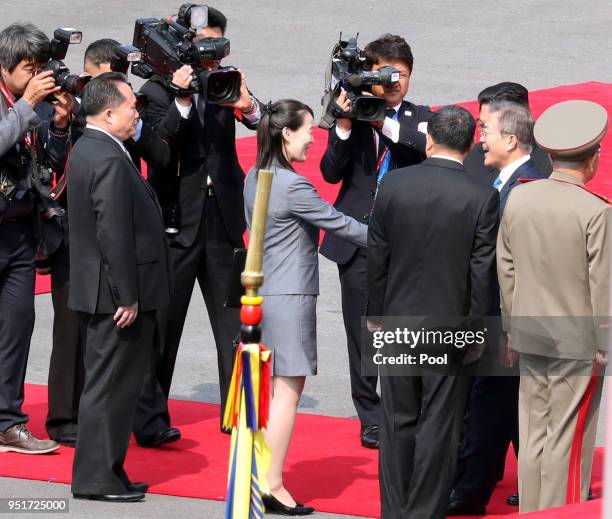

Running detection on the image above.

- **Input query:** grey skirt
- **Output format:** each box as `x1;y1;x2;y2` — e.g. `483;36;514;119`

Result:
260;294;317;376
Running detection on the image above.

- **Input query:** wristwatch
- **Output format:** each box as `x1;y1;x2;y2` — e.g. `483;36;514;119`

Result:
50;123;70;138
242;95;257;115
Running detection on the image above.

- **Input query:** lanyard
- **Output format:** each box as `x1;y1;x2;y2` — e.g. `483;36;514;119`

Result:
0;80;33;148
376;109;399;183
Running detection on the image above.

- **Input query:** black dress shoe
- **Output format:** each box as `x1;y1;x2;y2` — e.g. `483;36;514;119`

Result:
138;428;181;448
506;493;519;506
73;491;145;502
127;482;149;493
447;491;486;516
58;433;77;447
360;424;379;449
262;494;314;516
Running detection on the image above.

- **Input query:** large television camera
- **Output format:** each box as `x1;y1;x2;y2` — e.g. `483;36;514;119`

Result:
130;4;241;103
320;34;400;129
40;28;91;100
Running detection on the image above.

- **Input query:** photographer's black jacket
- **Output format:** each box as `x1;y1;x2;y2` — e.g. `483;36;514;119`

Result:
140;78;259;248
319;100;432;265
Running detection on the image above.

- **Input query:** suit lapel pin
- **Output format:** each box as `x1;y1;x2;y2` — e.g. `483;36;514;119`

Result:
405;110;412;116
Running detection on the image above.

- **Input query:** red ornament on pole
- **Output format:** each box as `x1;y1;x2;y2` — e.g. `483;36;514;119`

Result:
240;304;262;326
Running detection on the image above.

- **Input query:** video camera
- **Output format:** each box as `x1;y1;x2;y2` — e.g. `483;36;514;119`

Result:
130;4;241;103
320;34;400;128
40;28;91;100
109;44;148;113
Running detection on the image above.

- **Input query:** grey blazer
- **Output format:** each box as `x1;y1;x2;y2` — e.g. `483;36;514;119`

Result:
0;97;67;165
244;165;367;296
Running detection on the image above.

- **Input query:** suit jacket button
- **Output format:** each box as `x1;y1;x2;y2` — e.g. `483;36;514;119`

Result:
362;214;369;222
370;190;376;196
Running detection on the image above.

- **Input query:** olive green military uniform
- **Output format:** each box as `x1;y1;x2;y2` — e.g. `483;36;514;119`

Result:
497;100;610;512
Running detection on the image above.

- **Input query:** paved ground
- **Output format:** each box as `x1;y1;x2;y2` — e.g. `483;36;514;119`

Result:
1;1;611;518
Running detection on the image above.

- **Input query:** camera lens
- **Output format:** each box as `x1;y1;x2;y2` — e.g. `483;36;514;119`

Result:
62;74;91;96
203;69;241;104
354;96;386;121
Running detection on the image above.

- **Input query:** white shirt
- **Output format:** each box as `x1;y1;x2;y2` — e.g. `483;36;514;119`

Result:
431;154;464;165
496;155;531;192
335;102;403;144
85;123;130;156
335;102;428;146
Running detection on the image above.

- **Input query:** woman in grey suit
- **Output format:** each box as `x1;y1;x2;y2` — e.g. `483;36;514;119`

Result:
244;99;367;515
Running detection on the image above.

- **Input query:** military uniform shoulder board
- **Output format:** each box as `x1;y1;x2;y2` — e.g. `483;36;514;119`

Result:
536;177;611;204
581;187;611;204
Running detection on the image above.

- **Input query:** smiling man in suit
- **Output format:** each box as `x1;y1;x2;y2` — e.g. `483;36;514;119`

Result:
67;73;170;502
465;82;552;186
448;100;546;515
482;101;545;210
320;34;432;448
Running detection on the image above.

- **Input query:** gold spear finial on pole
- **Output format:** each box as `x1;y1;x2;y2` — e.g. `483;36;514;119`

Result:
241;169;273;298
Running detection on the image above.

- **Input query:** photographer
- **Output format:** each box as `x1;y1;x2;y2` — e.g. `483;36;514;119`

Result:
0;22;71;454
138;4;261;438
320;34;432;449
45;38;193;447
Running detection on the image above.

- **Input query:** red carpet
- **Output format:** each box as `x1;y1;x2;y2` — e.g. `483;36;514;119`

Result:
0;384;604;518
34;81;612;294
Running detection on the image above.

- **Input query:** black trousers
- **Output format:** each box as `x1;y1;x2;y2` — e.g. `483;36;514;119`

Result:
45;242;84;440
379;369;470;519
0;220;35;432
452;375;520;504
72;311;156;495
136;194;239;434
338;250;380;426
46;241;168;444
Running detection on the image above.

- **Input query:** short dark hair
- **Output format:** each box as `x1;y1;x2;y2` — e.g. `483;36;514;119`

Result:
255;99;314;171
364;34;414;72
207;6;228;33
0;23;50;72
428;105;476;154
84;38;120;67
81;72;129;117
477;82;529;108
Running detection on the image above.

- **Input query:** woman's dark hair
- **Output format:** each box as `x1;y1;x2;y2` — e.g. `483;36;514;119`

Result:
255;99;313;171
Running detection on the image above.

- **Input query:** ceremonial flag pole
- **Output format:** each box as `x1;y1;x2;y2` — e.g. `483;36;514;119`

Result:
224;169;274;519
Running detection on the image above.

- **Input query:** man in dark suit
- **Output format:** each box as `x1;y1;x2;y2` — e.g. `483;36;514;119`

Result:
139;5;261;432
465;82;552;186
44;40;192;448
448;101;548;515
320;34;432;448
67;74;170;502
368;106;499;519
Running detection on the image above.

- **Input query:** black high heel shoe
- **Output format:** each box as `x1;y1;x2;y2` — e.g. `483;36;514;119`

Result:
262;494;315;516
